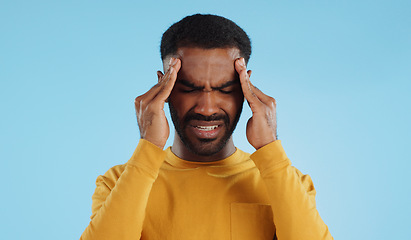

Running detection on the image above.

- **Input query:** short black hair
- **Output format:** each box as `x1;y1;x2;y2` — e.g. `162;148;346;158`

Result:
160;14;252;63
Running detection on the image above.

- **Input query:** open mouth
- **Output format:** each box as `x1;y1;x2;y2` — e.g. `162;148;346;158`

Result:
188;122;223;139
195;125;220;131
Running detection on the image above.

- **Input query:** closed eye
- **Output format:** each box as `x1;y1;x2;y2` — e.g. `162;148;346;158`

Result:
181;89;199;93
177;79;238;94
219;89;233;94
180;86;203;93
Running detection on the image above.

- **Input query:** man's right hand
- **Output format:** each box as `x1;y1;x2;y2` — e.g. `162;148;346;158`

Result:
134;57;181;149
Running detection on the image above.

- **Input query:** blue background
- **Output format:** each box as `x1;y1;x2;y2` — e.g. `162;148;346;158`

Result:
1;0;410;239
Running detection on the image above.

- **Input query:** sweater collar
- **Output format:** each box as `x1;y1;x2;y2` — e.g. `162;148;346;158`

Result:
164;147;247;169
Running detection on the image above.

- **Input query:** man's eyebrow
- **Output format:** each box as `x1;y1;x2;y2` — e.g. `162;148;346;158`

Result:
177;79;203;89
177;79;238;89
212;80;238;90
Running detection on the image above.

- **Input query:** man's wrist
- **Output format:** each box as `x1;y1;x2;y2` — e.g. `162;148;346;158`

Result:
250;140;290;174
127;139;166;176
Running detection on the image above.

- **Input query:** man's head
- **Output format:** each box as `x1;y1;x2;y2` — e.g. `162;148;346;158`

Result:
160;14;251;64
159;14;252;161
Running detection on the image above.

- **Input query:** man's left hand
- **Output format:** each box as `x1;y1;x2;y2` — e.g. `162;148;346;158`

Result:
235;58;277;150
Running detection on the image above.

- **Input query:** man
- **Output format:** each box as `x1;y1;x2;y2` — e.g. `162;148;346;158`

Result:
81;14;333;240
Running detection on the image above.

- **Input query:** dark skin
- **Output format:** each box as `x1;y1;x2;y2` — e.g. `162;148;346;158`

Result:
167;48;244;161
134;47;277;162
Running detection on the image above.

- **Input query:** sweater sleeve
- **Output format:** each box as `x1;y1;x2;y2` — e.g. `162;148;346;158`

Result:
80;139;166;240
250;140;333;240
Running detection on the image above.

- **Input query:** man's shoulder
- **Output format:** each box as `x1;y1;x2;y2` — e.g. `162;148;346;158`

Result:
96;164;127;189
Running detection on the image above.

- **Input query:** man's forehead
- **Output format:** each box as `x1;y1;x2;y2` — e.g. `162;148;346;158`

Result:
175;68;241;89
177;49;240;87
163;47;241;71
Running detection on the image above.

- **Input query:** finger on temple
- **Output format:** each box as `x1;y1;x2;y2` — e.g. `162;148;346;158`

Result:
235;58;262;106
156;58;181;102
140;58;179;102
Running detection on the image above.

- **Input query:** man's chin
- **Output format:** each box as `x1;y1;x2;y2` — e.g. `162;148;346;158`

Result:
189;145;223;157
184;136;228;156
197;138;218;143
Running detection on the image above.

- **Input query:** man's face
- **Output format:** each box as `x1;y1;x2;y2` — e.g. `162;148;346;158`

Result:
167;47;244;157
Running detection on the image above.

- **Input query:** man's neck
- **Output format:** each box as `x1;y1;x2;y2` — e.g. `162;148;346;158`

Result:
171;134;236;162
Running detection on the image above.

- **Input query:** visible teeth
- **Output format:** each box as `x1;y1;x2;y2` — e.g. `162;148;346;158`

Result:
196;125;218;131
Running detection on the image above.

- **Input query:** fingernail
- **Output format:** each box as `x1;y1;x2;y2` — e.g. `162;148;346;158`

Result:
241;58;246;66
169;57;174;66
237;58;245;67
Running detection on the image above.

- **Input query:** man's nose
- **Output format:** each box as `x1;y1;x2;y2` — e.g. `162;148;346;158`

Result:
193;91;219;117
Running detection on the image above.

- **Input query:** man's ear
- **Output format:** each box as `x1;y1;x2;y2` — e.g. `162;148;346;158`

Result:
247;70;252;78
157;71;164;83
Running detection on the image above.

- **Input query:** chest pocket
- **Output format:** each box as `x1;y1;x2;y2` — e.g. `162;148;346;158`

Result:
230;203;276;240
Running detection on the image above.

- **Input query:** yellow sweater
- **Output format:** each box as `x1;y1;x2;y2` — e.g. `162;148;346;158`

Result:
81;139;333;240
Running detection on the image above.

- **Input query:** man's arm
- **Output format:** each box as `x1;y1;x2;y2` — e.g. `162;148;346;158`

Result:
80;140;165;240
251;141;333;239
235;58;333;239
80;58;181;239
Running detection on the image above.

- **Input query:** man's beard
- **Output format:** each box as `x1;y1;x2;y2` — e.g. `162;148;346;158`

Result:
169;102;243;157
